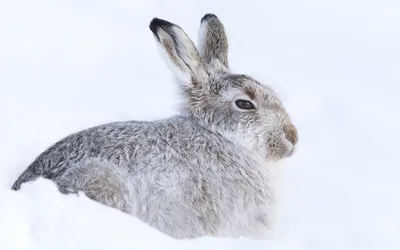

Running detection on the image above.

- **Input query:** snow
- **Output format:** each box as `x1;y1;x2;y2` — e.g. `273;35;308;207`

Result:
1;0;400;249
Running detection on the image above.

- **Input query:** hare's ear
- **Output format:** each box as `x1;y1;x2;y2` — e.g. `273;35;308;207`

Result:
150;18;208;88
197;14;229;73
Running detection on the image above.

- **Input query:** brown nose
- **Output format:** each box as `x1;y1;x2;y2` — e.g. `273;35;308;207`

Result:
283;123;298;145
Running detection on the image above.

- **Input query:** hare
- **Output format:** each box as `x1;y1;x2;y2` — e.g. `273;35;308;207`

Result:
11;14;298;239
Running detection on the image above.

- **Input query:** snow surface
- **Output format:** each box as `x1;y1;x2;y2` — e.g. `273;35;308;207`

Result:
1;0;400;249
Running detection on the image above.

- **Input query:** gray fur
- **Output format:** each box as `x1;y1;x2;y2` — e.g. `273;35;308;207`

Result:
198;13;229;72
11;14;298;239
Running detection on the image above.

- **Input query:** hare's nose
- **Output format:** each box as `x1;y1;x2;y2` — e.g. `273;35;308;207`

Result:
283;123;298;145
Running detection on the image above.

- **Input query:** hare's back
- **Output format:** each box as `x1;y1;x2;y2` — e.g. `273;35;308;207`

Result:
14;117;208;182
12;116;242;190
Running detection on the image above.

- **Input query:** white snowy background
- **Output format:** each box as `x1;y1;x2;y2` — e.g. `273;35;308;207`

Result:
1;0;399;249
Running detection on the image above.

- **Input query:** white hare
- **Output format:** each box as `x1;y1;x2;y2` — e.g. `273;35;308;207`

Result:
12;14;298;239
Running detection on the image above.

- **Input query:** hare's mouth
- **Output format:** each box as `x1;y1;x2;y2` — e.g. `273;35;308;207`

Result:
286;144;297;157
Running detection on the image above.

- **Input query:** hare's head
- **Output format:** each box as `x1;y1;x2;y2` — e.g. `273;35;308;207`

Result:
150;14;298;161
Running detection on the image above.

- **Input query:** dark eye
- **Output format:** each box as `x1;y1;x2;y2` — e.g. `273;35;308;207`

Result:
235;99;256;110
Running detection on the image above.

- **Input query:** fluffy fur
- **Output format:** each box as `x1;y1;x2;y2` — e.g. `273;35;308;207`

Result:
11;14;298;239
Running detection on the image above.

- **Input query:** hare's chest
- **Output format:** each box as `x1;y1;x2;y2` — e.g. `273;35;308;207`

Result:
214;165;276;238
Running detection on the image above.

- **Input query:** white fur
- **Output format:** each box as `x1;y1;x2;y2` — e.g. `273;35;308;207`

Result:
197;19;208;59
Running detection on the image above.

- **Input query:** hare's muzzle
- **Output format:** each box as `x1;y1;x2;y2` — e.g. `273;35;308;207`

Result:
283;123;298;146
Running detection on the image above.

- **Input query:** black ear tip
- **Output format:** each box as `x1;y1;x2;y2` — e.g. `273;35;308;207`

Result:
201;13;218;23
149;17;174;36
149;18;159;34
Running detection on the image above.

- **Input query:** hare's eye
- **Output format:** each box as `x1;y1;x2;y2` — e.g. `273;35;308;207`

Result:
235;99;256;110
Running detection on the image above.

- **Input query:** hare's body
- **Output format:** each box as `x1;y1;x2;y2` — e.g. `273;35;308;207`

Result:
12;14;298;239
13;117;274;238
